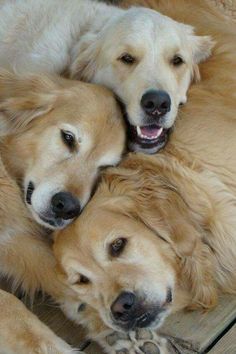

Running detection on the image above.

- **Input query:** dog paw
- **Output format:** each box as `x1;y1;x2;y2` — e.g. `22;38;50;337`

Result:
100;329;169;354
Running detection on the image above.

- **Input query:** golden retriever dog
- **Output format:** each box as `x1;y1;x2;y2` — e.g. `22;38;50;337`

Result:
0;0;214;154
53;0;236;352
0;70;125;230
0;70;125;354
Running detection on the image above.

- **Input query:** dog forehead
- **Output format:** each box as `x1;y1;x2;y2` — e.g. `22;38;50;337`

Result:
107;10;185;55
118;8;184;38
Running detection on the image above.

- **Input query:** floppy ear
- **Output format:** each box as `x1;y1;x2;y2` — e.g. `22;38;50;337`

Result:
105;155;218;309
69;33;99;81
182;24;215;82
0;70;58;134
191;35;215;64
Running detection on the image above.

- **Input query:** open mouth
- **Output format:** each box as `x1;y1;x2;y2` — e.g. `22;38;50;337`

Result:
128;124;170;154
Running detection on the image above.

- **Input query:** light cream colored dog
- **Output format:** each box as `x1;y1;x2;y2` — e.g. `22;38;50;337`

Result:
53;0;236;353
0;70;125;354
0;0;214;153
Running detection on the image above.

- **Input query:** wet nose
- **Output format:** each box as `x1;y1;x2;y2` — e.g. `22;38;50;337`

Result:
141;90;171;117
111;291;136;321
51;192;81;220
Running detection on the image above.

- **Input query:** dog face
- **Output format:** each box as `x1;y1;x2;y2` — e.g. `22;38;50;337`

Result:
70;8;214;154
0;71;125;229
54;153;219;331
54;205;176;332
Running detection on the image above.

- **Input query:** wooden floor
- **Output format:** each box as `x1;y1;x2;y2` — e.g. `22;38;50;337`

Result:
32;294;236;354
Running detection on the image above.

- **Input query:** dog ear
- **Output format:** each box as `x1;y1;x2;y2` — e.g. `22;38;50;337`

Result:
0;70;58;133
105;154;218;309
69;33;99;81
191;35;215;64
190;35;215;82
182;24;215;82
182;23;215;64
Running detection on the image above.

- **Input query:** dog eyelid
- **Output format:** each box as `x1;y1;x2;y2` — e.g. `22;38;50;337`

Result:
171;54;185;66
61;129;76;150
109;237;127;257
73;274;90;285
118;53;136;65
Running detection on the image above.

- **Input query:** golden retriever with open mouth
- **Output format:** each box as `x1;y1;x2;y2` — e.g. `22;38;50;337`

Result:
0;70;125;353
0;70;125;230
53;0;236;352
0;0;214;153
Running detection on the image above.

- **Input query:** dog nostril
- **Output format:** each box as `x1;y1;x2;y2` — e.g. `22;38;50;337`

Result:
160;101;169;110
123;303;132;310
144;101;155;110
56;200;65;210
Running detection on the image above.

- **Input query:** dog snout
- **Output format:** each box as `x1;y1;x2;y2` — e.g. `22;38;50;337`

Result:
111;290;171;330
111;291;136;321
141;90;171;118
51;192;81;220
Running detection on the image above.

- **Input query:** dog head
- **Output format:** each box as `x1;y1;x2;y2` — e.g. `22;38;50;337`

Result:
54;153;218;332
70;7;214;154
0;70;125;229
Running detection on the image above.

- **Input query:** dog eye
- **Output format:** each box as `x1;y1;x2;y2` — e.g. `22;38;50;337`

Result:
109;238;127;257
171;55;185;66
119;53;136;65
61;130;76;149
77;274;90;285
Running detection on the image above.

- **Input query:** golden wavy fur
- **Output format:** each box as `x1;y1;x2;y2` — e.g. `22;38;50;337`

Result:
53;0;236;347
0;71;125;354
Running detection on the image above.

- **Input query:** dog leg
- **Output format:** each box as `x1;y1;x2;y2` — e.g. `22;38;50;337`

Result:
0;289;85;354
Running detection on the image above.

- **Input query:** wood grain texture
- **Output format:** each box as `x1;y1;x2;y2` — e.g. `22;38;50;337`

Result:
30;294;236;354
160;295;236;353
208;325;236;354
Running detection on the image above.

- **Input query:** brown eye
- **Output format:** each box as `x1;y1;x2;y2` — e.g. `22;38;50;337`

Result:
172;55;184;66
119;53;136;65
61;130;75;149
109;238;127;257
78;274;90;285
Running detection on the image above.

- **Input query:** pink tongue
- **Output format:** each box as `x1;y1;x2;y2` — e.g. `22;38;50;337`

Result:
140;126;162;138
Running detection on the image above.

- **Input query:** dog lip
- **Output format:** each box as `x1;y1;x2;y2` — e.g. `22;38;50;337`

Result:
111;304;165;331
37;213;65;228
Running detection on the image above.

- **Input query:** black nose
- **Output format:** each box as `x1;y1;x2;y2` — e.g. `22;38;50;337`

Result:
51;192;81;220
141;90;171;117
111;291;136;321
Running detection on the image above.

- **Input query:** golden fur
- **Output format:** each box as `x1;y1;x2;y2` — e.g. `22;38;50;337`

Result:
0;70;125;230
0;71;125;354
53;0;236;351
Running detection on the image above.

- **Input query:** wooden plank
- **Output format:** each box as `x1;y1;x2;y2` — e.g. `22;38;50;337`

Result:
208;325;236;354
32;299;90;351
160;295;236;353
32;294;236;354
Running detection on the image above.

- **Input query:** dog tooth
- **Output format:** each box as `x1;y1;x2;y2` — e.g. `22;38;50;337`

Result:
137;126;142;137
